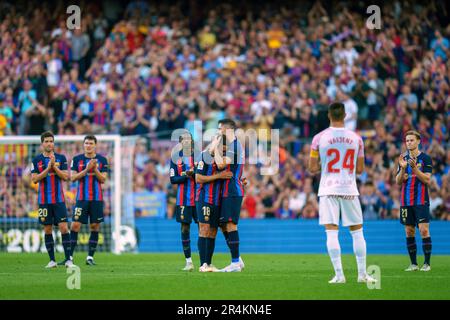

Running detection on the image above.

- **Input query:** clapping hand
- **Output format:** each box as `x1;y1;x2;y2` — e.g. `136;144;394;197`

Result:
87;159;97;171
398;154;407;169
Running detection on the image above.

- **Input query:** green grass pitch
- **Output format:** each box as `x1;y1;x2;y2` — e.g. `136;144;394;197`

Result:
1;253;450;300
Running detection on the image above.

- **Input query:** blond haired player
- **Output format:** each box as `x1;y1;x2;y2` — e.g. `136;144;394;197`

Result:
308;102;376;284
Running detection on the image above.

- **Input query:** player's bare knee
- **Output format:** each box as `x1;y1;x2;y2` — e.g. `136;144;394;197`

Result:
199;223;209;237
405;226;415;237
209;228;218;238
59;223;69;234
419;225;430;238
43;225;53;234
226;222;237;232
71;222;81;232
349;224;363;231
325;224;339;231
90;223;100;232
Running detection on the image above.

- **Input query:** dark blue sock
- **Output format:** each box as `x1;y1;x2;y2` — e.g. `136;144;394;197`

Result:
198;237;207;265
207;238;216;265
181;231;191;259
70;231;78;256
88;231;99;257
227;231;240;263
406;237;417;265
422;237;432;265
44;234;55;261
222;231;231;249
61;233;71;261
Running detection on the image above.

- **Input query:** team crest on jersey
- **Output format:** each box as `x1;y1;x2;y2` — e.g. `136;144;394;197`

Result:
74;215;79;220
170;168;175;177
198;161;204;170
180;215;184;220
40;217;45;222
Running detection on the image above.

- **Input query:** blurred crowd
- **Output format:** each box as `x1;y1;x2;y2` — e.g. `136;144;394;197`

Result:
0;0;449;220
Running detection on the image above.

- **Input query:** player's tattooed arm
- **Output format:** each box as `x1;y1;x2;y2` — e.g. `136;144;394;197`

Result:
395;154;408;185
308;152;321;175
356;156;365;175
31;165;51;184
52;157;69;181
195;171;233;184
409;158;431;185
70;160;96;182
93;164;107;184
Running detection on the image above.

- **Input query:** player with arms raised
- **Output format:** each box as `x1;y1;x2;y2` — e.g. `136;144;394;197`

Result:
31;131;73;268
308;103;376;284
395;131;433;272
68;135;108;266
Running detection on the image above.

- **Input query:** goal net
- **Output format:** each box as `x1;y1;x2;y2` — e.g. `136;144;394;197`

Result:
0;135;137;255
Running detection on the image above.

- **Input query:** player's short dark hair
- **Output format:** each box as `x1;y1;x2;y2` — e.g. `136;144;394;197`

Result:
218;118;236;129
404;130;421;141
84;135;97;144
40;131;54;143
328;102;345;121
179;131;193;143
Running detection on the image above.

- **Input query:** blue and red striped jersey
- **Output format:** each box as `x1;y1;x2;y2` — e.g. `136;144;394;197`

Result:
71;154;109;201
195;151;222;206
170;153;196;206
31;153;67;205
222;138;245;198
398;152;433;206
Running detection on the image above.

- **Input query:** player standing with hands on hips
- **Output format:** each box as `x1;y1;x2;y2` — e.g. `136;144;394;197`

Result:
308;103;376;284
396;131;433;272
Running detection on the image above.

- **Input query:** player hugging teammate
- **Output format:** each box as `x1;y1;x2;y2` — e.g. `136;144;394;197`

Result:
170;119;245;272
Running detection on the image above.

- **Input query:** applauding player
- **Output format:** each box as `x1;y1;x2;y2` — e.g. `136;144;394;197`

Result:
31;131;73;268
396;131;433;272
69;135;108;266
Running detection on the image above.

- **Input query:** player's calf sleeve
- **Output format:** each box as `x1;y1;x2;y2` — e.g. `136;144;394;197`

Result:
88;231;99;257
326;230;343;277
350;229;367;276
207;238;216;265
44;234;55;262
181;231;191;259
61;233;71;261
70;231;78;256
227;231;240;263
422;237;432;265
198;237;206;265
406;237;418;265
